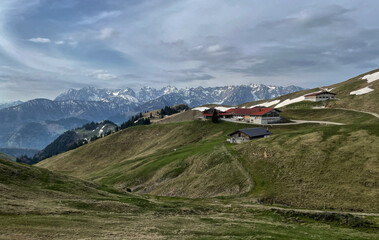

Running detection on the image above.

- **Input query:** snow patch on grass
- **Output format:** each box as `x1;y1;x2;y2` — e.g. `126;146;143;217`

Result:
214;106;234;112
275;96;306;108
250;100;280;108
350;86;374;95
362;72;379;83
192;107;210;112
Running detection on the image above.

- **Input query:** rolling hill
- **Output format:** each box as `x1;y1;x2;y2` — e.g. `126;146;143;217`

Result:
3;156;378;239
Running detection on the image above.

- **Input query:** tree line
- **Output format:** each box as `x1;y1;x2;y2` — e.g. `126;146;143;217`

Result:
159;104;189;117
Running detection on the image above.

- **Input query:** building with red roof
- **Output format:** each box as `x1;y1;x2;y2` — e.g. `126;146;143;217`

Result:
203;106;281;124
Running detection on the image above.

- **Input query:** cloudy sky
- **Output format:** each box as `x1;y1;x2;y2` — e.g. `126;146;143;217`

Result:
1;0;379;102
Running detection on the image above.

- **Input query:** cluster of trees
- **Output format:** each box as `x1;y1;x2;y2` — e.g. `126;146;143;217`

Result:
120;113;151;130
82;121;98;130
16;155;34;165
81;120;116;131
159;104;189;117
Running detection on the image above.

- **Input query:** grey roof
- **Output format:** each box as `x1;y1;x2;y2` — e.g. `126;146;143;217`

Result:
228;127;272;138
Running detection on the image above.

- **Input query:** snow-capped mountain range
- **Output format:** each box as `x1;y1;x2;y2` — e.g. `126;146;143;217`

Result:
0;83;302;150
55;84;303;110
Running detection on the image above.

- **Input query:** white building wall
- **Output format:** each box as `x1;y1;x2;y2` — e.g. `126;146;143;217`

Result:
316;93;335;101
250;116;280;124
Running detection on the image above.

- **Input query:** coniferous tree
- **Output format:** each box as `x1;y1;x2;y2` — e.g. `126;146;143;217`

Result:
211;110;219;123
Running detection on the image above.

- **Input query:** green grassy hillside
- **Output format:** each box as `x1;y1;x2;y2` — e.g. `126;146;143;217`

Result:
2;157;379;239
38;118;379;212
326;69;379;114
38;121;254;198
233;123;379;211
0;157;126;214
280;108;379;125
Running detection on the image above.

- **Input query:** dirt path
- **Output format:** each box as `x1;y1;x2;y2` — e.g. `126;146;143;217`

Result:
334;108;379;119
222;118;345;126
289;120;345;125
206;200;379;217
237;203;379;217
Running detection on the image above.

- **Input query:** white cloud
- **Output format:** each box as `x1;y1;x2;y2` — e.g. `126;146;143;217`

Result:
54;40;65;45
96;73;117;80
79;11;122;25
96;28;115;40
87;70;118;80
28;37;51;43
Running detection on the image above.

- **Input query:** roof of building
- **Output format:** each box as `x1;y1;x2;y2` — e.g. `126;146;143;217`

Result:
225;107;278;116
228;127;272;137
304;91;336;97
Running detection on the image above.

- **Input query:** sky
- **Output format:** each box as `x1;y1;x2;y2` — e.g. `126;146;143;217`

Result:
1;0;379;102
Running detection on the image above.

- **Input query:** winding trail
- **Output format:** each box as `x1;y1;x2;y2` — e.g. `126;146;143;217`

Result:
333;108;379;119
222;118;344;126
234;203;379;217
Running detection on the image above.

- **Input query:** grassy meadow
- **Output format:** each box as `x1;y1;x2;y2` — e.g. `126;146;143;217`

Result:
2;158;379;239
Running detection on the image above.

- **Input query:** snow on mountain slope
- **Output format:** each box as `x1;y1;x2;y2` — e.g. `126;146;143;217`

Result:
350;86;374;95
250;100;280;108
275;96;305;108
362;71;379;83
